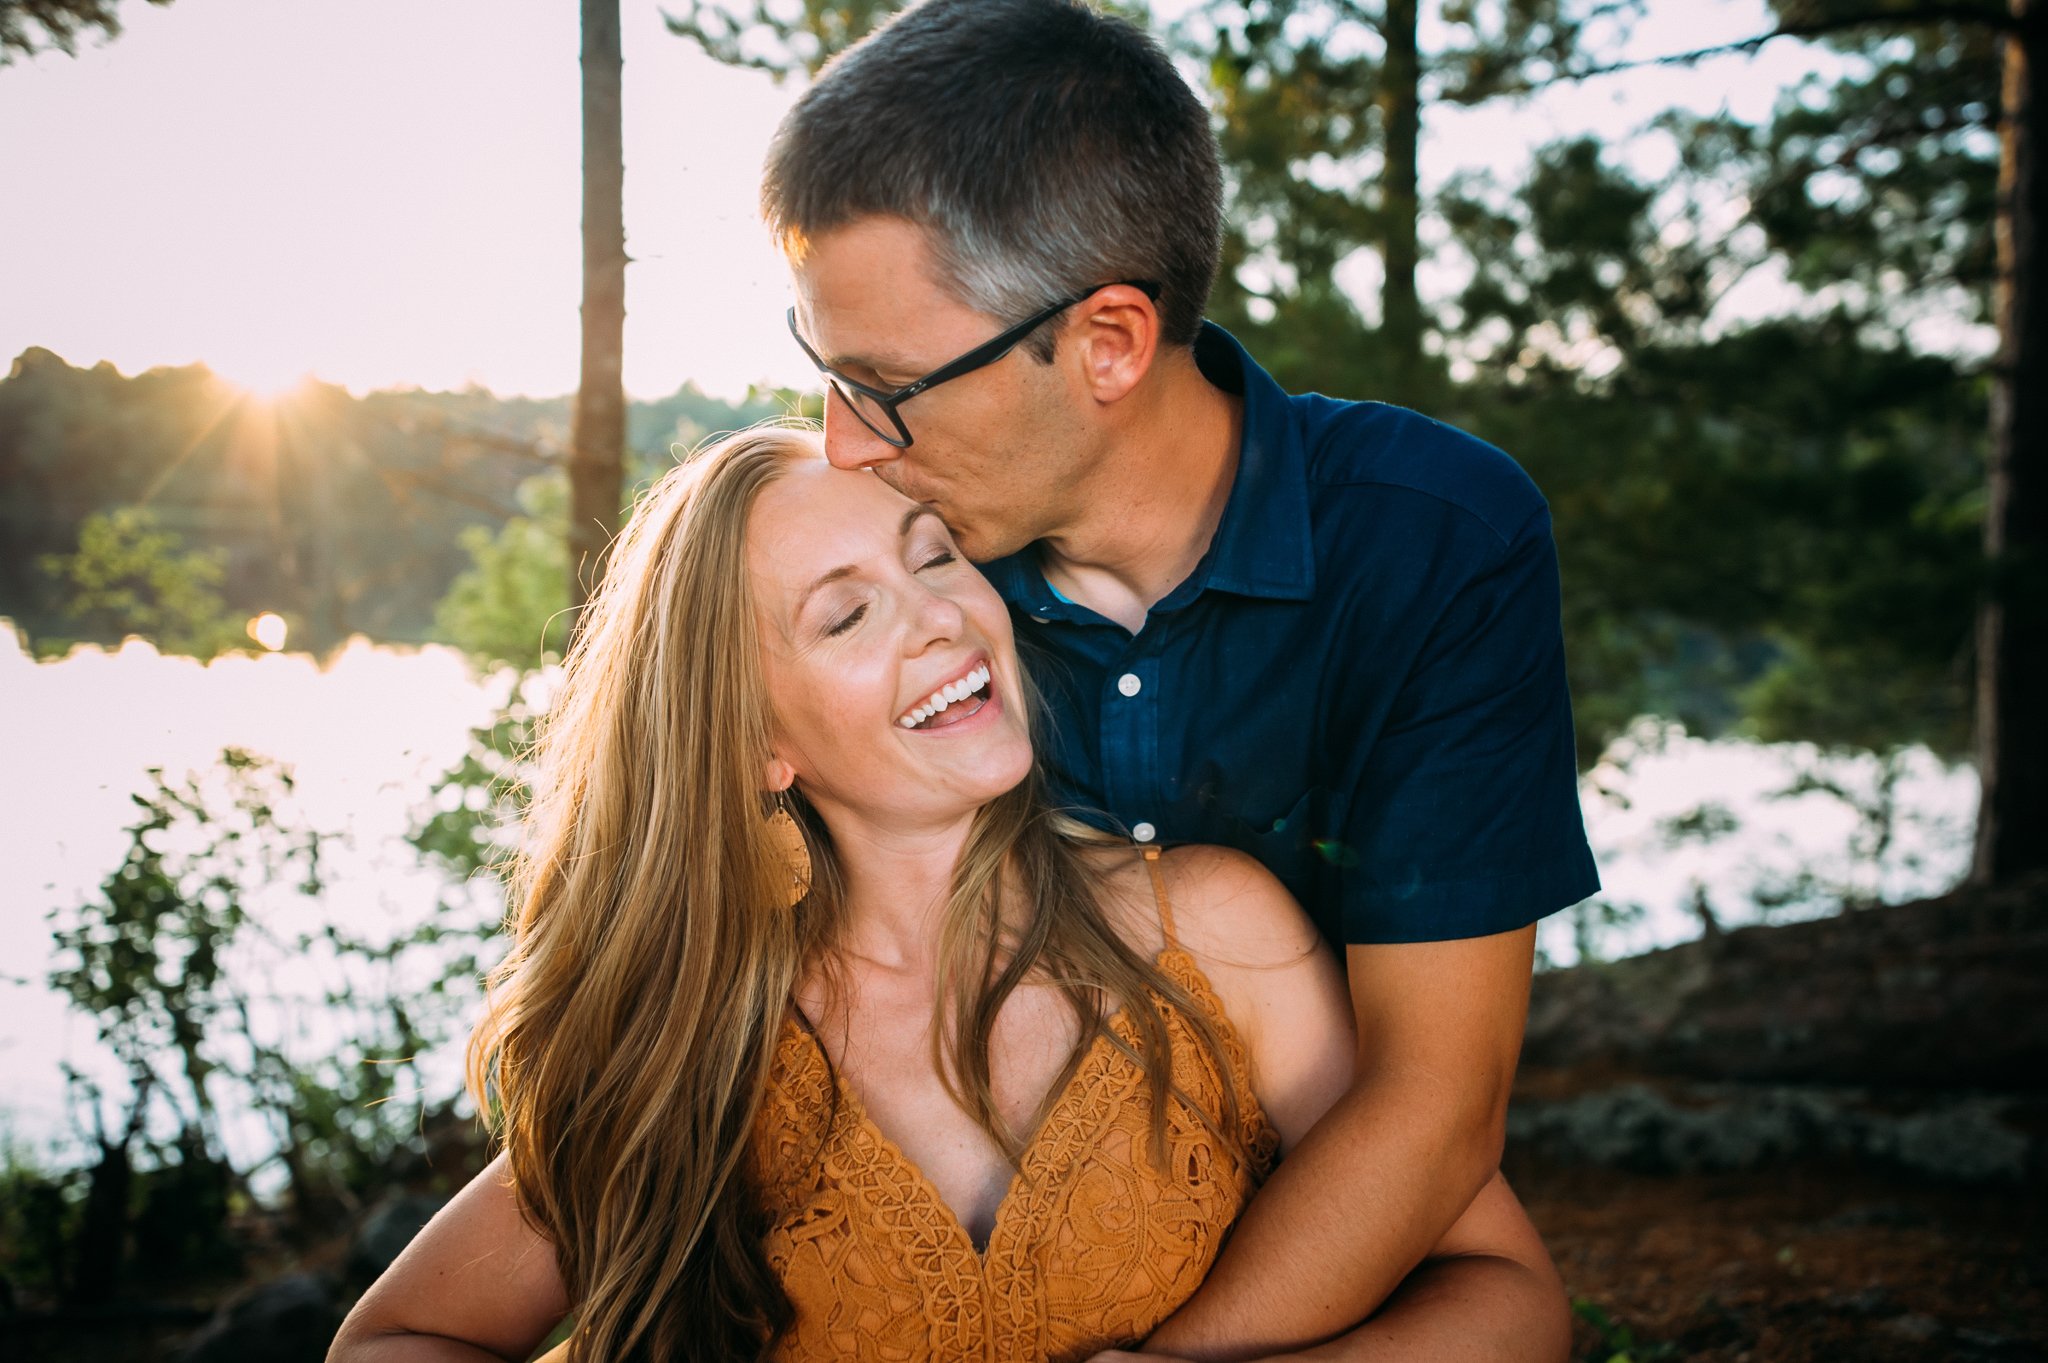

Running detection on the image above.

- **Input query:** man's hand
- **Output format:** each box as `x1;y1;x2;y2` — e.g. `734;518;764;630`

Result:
1140;924;1539;1361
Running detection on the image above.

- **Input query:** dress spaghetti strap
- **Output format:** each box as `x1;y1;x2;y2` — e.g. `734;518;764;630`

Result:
1140;844;1179;949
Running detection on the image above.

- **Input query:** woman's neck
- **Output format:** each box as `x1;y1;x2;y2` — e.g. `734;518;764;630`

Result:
818;809;980;975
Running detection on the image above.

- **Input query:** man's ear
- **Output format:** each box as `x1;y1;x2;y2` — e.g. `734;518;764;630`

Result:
764;755;797;794
1071;283;1160;405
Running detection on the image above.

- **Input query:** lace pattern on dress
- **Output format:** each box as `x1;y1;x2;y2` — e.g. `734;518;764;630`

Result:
752;948;1280;1363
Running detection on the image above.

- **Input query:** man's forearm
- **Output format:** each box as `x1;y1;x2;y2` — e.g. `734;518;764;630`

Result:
1142;1073;1502;1361
1270;1252;1571;1363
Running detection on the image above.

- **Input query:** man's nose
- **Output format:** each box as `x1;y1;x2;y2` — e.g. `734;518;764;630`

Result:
822;388;901;471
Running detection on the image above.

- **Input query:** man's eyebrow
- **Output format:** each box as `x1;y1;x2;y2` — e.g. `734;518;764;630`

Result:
791;505;944;620
794;307;926;376
824;341;925;376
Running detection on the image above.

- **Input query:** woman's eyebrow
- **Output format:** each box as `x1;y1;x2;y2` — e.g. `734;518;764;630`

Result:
792;505;943;619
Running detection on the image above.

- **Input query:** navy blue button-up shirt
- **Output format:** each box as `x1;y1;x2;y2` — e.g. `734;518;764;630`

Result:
981;324;1599;946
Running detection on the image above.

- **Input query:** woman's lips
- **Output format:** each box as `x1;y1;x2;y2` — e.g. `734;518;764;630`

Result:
896;656;992;729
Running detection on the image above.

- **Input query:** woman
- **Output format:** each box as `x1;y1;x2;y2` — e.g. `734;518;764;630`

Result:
331;427;1569;1363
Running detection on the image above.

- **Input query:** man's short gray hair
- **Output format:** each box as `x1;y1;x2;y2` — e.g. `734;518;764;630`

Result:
762;0;1223;357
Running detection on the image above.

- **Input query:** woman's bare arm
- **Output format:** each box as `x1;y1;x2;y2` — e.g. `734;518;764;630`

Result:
327;1151;571;1363
1127;847;1568;1363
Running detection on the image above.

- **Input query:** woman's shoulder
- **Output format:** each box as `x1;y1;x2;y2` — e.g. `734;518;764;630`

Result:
1082;841;1352;1151
1083;842;1319;965
1154;844;1354;1149
1164;844;1323;963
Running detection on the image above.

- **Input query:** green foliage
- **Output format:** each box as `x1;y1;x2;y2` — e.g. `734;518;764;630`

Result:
0;1133;77;1295
0;351;792;654
37;506;247;658
1573;1297;1678;1363
127;1128;236;1278
665;0;897;78
1440;105;1986;761
1193;0;1638;407
46;746;497;1259
434;475;572;671
1443;134;1703;374
410;673;545;887
0;0;172;64
50;750;323;1143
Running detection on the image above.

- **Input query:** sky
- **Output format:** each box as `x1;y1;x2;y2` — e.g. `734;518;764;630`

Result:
0;0;1846;401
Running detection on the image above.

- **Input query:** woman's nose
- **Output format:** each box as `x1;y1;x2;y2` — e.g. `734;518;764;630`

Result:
904;579;967;650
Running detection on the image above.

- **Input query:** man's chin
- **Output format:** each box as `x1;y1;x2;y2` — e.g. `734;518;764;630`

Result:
954;520;1031;565
899;500;1018;561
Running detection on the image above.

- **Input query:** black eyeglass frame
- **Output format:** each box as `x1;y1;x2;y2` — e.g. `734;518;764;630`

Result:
786;279;1162;448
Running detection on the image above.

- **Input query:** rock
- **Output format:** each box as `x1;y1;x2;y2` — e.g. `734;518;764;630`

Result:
1506;1081;2036;1181
1822;1287;1899;1318
1522;873;2048;1091
178;1272;340;1363
1882;1313;1945;1343
1820;1203;1930;1231
346;1192;448;1286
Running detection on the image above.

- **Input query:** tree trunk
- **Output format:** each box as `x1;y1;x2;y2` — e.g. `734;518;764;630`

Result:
1973;0;2048;884
569;0;627;636
69;1137;131;1304
1378;0;1423;404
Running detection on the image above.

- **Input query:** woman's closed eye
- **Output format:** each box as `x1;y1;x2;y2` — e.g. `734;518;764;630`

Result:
824;601;868;637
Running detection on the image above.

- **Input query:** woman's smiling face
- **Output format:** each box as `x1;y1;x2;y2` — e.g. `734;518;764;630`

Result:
748;453;1033;835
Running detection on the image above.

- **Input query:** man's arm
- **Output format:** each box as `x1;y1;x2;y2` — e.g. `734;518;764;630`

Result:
1140;925;1538;1361
1099;1171;1569;1363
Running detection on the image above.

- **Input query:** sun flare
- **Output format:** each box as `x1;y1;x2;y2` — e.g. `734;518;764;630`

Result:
247;612;289;651
212;357;312;403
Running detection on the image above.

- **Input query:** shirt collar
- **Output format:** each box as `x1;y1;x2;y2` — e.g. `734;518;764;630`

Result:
1178;322;1317;603
981;321;1317;614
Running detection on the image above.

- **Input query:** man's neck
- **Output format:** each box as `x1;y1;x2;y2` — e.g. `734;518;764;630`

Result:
1039;348;1243;635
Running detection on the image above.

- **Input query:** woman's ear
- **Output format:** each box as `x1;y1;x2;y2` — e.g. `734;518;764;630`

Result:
764;755;797;794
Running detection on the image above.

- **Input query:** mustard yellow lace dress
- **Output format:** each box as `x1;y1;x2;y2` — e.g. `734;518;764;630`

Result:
751;848;1280;1361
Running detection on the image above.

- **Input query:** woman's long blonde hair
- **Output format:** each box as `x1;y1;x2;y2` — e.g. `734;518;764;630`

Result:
469;426;1244;1362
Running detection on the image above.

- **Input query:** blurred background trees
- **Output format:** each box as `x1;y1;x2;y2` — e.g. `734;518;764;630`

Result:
4;0;2020;878
0;0;172;64
0;354;791;655
659;0;2025;870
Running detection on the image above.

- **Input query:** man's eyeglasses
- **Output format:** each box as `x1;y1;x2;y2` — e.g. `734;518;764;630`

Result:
786;280;1161;449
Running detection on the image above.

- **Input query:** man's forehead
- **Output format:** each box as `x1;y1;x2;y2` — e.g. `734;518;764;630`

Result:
790;218;985;366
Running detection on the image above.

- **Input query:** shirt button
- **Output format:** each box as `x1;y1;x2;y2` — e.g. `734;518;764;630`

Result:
1117;673;1142;697
1132;821;1157;843
1031;615;1051;624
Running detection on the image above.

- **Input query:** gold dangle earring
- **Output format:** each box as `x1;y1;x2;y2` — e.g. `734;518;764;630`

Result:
766;791;812;909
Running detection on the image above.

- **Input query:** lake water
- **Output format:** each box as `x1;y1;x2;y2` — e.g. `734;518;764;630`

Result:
0;628;1979;1165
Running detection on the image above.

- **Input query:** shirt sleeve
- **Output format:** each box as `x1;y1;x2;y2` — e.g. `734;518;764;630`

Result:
1338;505;1600;944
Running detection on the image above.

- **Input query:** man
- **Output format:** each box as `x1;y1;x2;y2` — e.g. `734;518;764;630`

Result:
765;0;1598;1356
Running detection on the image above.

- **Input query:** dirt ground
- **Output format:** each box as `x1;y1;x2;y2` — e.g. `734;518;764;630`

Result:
1511;1156;2048;1362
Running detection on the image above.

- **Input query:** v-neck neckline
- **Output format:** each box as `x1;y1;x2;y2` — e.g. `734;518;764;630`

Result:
782;998;1139;1260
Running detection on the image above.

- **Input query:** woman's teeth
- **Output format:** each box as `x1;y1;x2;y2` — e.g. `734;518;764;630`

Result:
898;664;992;729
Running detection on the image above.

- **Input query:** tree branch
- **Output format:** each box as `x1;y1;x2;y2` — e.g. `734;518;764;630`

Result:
1554;3;2013;84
